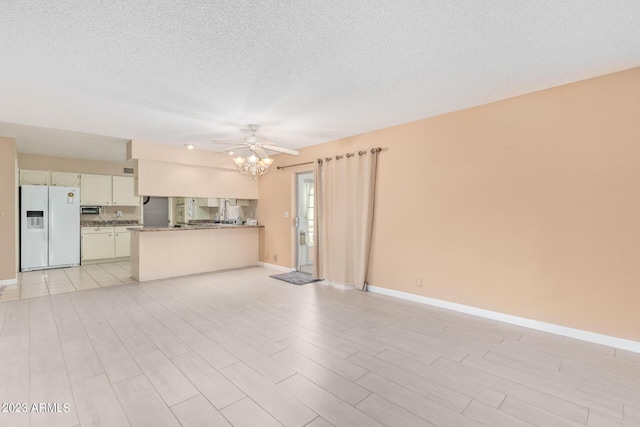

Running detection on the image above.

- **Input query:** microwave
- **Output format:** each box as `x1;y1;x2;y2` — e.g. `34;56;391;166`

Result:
81;206;101;215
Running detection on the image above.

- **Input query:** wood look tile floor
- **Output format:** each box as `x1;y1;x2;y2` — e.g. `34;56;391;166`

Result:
0;266;639;427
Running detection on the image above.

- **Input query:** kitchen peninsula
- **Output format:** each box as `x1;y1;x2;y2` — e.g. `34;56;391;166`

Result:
129;224;262;281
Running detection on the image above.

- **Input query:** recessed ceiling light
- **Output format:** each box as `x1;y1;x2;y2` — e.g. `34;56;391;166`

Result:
228;151;235;155
184;144;195;150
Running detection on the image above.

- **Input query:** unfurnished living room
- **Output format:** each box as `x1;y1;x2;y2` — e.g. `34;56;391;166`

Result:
1;2;640;427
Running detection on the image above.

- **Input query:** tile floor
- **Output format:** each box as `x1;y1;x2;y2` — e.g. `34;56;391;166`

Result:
0;262;135;302
0;266;639;426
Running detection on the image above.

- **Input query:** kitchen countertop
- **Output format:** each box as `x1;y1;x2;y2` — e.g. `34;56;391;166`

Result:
81;220;142;227
130;224;263;232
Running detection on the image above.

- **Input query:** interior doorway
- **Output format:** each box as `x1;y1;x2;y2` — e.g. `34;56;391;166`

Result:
295;171;315;274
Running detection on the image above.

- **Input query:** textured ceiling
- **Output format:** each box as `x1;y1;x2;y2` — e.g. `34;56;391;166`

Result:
1;1;639;161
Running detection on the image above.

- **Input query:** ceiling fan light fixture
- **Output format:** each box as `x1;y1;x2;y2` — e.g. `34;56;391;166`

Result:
211;124;298;179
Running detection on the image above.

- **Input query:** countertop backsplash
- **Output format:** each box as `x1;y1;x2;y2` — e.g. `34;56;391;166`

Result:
80;205;141;224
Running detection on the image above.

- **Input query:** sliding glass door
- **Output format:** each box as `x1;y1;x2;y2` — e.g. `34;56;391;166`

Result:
295;171;314;274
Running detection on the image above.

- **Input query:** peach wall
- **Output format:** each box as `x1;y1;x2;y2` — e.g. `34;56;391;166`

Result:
257;67;640;341
0;137;17;281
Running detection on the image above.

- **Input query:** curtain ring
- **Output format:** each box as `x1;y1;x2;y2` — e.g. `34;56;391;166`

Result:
346;153;354;158
358;150;366;156
335;155;343;160
371;147;381;153
325;157;332;162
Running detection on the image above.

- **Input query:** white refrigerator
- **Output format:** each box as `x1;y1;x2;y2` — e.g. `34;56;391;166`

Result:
21;185;80;271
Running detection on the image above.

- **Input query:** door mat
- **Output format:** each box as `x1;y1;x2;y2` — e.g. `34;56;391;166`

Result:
269;271;322;285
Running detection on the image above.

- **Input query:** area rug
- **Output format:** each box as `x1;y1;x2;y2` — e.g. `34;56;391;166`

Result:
269;271;321;285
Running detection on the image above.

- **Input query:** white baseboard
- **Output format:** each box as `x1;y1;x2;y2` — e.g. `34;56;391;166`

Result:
257;262;295;273
367;285;640;354
0;278;17;285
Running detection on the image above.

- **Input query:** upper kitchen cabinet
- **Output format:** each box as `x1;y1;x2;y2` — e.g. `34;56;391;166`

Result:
81;174;140;206
20;169;51;186
80;173;112;205
198;198;220;207
112;176;140;206
51;172;80;187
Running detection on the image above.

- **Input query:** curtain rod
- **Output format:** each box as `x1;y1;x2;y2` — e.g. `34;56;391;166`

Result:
277;147;383;170
276;161;314;170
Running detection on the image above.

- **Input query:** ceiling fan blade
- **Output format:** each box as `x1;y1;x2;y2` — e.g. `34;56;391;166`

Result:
262;145;299;156
255;146;268;159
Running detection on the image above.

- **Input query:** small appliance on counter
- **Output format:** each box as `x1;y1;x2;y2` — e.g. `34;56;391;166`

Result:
246;218;258;226
20;185;80;271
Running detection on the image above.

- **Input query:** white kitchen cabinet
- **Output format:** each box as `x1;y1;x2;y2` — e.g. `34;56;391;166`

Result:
112;176;139;206
228;198;250;207
114;226;131;257
20;169;51;186
51;172;80;187
81;174;112;205
81;227;115;260
198;198;220;207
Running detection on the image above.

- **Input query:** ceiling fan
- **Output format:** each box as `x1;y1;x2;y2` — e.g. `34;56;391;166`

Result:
210;124;299;158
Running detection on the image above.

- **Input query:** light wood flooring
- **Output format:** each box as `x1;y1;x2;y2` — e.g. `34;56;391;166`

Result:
0;266;639;426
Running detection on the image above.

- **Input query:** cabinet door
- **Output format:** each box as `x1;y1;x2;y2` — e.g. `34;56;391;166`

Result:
115;231;130;257
112;176;140;206
51;172;80;187
81;174;112;205
82;232;115;260
20;169;51;186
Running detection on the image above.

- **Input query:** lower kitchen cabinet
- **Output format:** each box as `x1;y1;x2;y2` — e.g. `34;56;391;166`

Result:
82;226;136;261
81;227;115;261
115;227;131;257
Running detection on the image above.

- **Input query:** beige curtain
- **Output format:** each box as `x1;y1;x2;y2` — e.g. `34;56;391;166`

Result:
313;150;378;290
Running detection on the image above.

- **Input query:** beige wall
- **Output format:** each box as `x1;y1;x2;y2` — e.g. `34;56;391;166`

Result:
129;141;259;199
18;153;136;176
0;137;17;281
137;159;259;199
257;67;640;341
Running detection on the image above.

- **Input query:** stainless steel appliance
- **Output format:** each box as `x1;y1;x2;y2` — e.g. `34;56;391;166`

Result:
20;185;80;271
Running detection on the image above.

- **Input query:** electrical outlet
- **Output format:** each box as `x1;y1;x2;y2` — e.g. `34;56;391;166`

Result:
284;211;289;218
116;210;122;217
273;254;278;262
416;278;423;287
266;252;269;260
